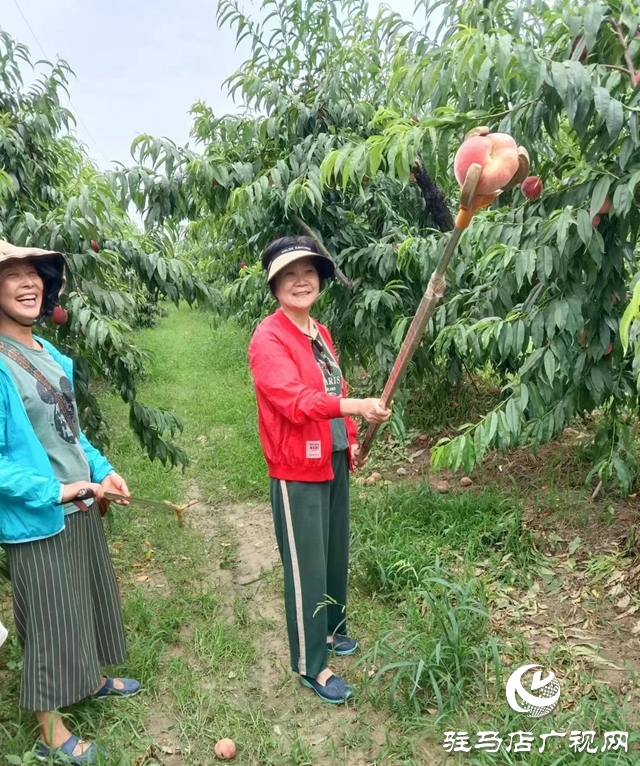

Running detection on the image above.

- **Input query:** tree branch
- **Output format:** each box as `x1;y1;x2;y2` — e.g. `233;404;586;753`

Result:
609;18;637;88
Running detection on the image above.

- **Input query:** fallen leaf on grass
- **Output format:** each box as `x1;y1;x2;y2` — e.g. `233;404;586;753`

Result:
605;570;626;586
616;595;631;610
570;644;622;668
568;537;582;555
631;620;640;635
159;746;181;755
136;575;151;583
616;605;639;620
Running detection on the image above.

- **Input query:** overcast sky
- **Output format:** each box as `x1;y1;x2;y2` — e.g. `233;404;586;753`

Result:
3;0;419;170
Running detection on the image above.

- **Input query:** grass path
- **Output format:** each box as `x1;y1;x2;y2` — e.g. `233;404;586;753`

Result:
1;305;639;765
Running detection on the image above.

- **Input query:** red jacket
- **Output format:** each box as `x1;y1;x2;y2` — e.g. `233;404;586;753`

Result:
248;308;358;482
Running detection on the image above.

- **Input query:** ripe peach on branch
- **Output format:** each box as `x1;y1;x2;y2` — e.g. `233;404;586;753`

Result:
598;197;611;215
51;306;68;325
454;130;520;195
453;127;529;229
521;176;543;199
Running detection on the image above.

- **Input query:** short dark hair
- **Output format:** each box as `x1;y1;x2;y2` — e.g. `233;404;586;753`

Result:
33;255;65;319
262;236;332;296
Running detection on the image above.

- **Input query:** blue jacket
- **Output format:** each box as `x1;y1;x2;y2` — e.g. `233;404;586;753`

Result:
0;337;114;544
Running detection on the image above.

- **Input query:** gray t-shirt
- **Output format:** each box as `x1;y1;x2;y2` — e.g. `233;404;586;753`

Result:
310;332;349;452
0;334;92;515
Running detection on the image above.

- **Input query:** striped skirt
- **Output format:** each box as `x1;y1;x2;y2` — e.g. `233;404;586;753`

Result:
3;503;127;711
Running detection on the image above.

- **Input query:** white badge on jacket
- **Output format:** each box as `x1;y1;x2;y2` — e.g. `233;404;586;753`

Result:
306;441;322;459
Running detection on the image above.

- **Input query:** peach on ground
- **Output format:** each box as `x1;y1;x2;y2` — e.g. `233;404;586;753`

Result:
454;133;519;195
214;738;236;760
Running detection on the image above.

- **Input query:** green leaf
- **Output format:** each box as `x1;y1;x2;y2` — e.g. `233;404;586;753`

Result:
583;3;604;48
606;99;624;140
590;366;605;398
589;176;611;220
514;319;525;355
576;208;592;245
550;62;569;99
486;411;498;444
543;246;554;279
593;86;610;127
612;182;632;217
619;138;634;171
554;300;569;333
544;348;555;385
568;536;582;555
620;280;640;352
612;456;632;493
505;397;520;436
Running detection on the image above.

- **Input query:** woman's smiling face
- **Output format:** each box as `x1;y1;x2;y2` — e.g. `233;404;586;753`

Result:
273;256;320;312
0;259;43;326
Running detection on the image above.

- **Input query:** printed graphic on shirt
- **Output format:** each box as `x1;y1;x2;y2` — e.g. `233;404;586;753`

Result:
36;375;79;444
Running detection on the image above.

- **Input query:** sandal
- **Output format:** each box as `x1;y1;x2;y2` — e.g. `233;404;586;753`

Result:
92;677;141;699
35;735;105;765
300;673;353;704
327;634;358;656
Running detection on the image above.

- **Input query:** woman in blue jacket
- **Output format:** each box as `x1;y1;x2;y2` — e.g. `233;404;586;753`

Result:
0;239;137;765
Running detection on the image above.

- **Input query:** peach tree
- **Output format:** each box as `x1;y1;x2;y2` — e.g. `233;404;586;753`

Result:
0;29;212;468
115;0;640;492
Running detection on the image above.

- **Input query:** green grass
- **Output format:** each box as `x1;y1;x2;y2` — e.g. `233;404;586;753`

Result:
1;305;638;765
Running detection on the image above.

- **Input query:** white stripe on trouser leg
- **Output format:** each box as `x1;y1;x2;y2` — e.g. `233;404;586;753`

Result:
280;480;307;676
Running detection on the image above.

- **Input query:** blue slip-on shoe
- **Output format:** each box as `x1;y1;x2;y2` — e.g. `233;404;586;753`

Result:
92;677;141;700
300;673;353;704
35;735;105;765
327;634;359;656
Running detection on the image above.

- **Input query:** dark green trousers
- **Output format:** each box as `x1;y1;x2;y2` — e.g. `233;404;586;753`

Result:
270;450;350;679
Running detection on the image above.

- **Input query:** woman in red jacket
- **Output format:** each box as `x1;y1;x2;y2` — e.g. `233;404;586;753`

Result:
248;236;391;704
